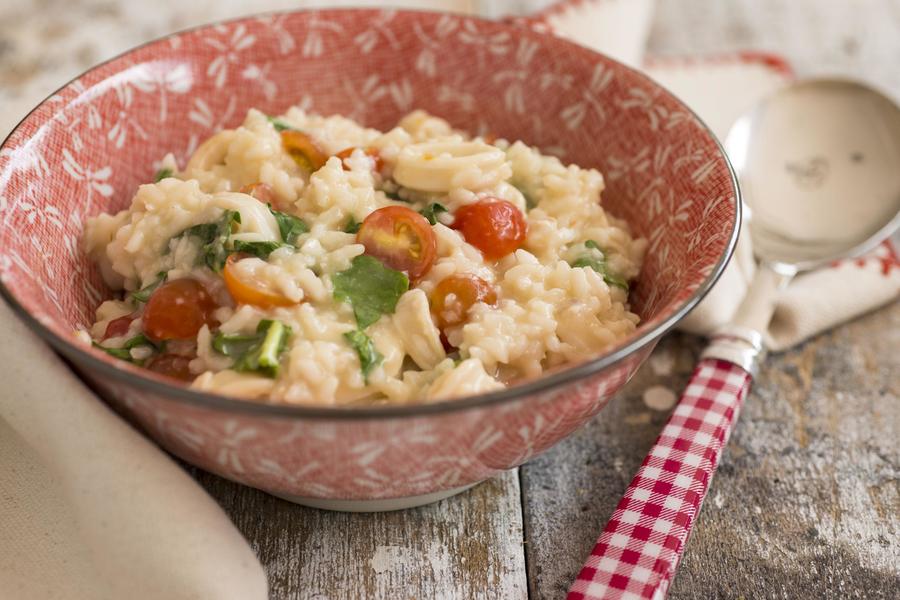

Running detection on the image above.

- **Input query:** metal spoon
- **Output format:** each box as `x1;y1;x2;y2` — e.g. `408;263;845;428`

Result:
569;79;900;600
712;78;900;367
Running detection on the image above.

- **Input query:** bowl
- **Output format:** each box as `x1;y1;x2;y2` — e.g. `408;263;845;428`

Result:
0;9;739;511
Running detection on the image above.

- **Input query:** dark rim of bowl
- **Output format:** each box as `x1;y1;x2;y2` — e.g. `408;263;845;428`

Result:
0;7;742;421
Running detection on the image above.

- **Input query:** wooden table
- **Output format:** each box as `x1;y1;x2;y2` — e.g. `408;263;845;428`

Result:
188;4;900;598
5;1;897;597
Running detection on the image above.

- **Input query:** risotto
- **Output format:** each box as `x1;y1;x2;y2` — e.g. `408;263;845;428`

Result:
83;108;646;406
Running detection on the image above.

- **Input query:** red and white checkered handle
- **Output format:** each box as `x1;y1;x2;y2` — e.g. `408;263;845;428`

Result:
568;358;752;600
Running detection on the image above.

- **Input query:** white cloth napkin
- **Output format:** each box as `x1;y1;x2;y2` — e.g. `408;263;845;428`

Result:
0;301;269;600
540;0;900;351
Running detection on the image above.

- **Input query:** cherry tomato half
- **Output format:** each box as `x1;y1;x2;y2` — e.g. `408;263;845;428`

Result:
104;314;136;339
357;206;437;279
145;353;194;381
281;130;327;172
452;199;527;261
240;181;276;204
429;274;497;330
240;181;291;211
335;147;385;173
142;278;218;342
223;253;299;308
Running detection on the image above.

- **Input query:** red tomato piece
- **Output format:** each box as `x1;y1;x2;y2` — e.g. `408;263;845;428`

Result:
357;206;437;279
142;278;218;342
281;130;327;172
429;274;498;330
145;354;194;381
239;182;276;204
104;314;136;339
335;146;385;173
452;199;527;261
223;253;299;308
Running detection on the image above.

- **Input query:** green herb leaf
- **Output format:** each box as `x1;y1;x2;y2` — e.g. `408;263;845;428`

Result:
419;203;448;225
267;116;295;132
131;272;167;303
343;329;383;380
584;239;601;250
122;334;156;350
154;168;174;182
512;183;536;210
212;332;260;357
232;239;288;260
343;216;361;234
572;250;628;292
173;210;241;271
332;255;409;329
93;342;133;361
93;334;159;363
268;205;309;245
212;319;292;378
253;320;291;376
382;189;407;202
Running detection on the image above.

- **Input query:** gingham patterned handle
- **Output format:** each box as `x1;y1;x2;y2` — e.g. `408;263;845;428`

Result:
568;358;752;600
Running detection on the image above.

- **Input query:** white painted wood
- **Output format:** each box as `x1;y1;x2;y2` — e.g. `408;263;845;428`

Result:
190;468;528;600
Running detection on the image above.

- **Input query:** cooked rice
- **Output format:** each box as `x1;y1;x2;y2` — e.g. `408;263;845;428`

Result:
84;109;646;406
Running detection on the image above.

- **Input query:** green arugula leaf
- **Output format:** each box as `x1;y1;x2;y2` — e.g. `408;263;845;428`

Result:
154;168;174;182
131;272;167;303
419;203;448;225
93;342;133;361
570;240;628;290
382;189;408;202
92;334;157;363
332;255;409;329
173;210;241;272
212;319;292;378
267;115;295;132
212;331;260;357
512;183;536;209
343;216;361;234
122;334;156;350
268;205;309;245
343;329;383;380
232;240;288;260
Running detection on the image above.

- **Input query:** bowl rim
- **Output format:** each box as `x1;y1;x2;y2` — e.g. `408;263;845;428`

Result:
0;7;742;421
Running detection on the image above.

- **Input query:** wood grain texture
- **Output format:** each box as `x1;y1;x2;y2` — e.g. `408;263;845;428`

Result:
191;468;528;600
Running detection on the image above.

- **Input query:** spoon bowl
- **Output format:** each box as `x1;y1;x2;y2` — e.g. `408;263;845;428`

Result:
726;79;900;271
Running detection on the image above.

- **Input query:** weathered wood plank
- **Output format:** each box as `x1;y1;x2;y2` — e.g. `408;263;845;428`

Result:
191;468;528;600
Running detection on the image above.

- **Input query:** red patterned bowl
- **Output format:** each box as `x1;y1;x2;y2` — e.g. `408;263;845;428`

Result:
0;9;739;510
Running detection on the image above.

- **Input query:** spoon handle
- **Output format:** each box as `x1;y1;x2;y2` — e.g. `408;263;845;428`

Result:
567;358;752;600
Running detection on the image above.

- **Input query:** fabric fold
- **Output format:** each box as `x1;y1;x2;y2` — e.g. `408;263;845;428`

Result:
0;300;268;600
